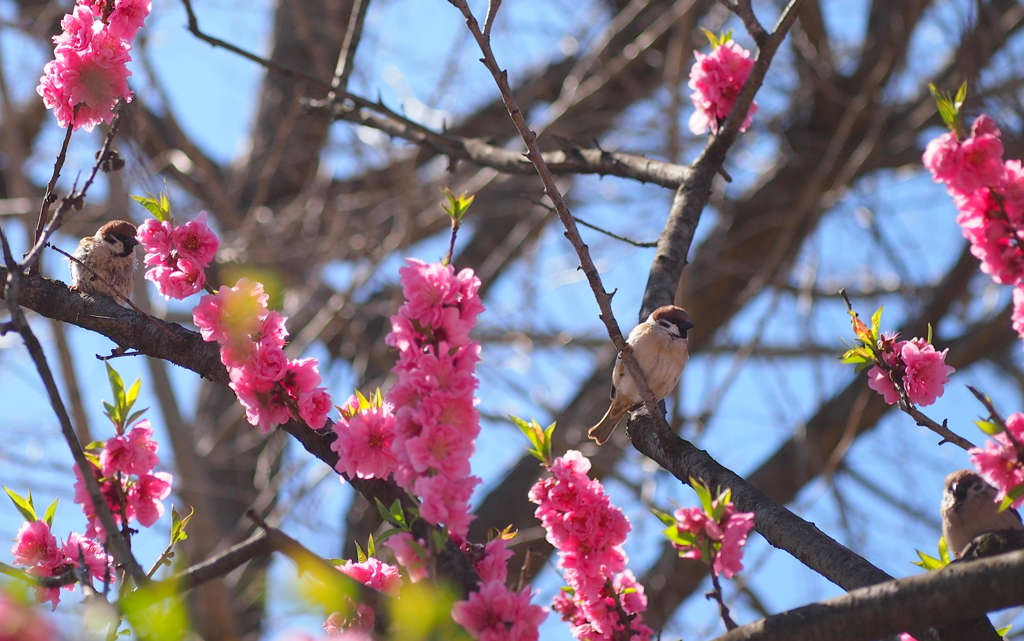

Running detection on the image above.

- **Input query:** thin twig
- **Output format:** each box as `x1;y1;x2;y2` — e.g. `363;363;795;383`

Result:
46;242;176;339
179;0;332;92
22;107;124;273
96;350;144;361
32;123;74;264
574;215;658;247
446;0;666;422
967;385;1024;459
708;568;739;630
331;0;371;98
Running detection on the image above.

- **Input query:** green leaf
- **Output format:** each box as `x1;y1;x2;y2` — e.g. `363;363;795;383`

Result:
170;506;193;545
926;322;933;345
690;478;714;515
998;483;1024;512
976;419;1003;436
125;377;142;411
42;498;58;527
997;624;1013;638
663;526;700;548
650;508;676;527
911;550;944;571
431;529;448;552
106;362;126;410
375;527;402;545
954;81;968;110
938;536;950;565
375;498;408;528
355;540;367;564
125;408;149;428
4;487;37;522
131;193;172;222
870;306;883;343
441;188;475;222
367;533;376;558
326;558;346;566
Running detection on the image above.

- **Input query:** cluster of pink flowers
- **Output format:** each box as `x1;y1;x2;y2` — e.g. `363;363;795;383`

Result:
0;587;56;641
331;395;399;480
11;519;113;610
193;278;332;432
36;0;150;131
452;580;548;641
74;420;172;540
325;557;403;633
688;39;757;135
969;412;1024;509
138;212;220;300
670;499;755;579
384;533;430;583
529;450;652;641
865;333;954;407
381;258;485;539
924;115;1024;338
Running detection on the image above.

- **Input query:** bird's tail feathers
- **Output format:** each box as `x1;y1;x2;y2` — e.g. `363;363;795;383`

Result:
588;406;627;445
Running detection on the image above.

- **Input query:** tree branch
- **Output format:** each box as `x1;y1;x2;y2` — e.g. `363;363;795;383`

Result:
710;550;1024;641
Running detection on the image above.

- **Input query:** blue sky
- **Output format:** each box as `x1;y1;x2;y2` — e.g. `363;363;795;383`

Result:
1;0;1022;639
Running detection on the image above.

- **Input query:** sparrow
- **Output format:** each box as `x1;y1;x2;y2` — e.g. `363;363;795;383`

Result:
69;220;138;304
941;469;1024;558
588;305;694;445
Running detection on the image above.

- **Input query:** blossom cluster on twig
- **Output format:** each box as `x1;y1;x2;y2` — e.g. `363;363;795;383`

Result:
37;0;151;131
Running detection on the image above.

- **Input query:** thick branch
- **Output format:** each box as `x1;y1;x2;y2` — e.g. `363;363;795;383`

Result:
710;550;1024;641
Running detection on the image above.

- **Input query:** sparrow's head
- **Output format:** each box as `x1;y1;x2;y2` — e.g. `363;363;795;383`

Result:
96;220;139;258
648;305;695;339
943;469;993;511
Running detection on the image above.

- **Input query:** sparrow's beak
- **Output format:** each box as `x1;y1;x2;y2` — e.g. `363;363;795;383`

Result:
125;238;140;251
681;319;695;331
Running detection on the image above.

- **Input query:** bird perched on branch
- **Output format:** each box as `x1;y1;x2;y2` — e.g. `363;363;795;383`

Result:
588;305;693;445
941;469;1024;558
70;220;138;304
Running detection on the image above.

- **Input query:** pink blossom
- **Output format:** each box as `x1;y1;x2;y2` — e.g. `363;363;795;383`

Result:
474;537;513;583
414;474;480;539
73;463;125;541
172;211;219;265
900;338;954;406
714;512;756;579
61;532;113;582
451;580;547;641
324;602;375;634
259;311;289;348
127;472;172;527
281;358;322;398
397;259;463;328
11;521;62;569
688;40;757;135
951;132;1005;196
898;635;919;641
137;218;174;257
160;257;206;299
331;401;400;480
299;387;333;429
192;278;269;344
1013;287;1024;339
53;5;96;55
0;588;56;640
336;557;402;594
865;338;953;407
37;44;133;132
384;533;429;582
100;420;159;476
923;132;960;185
254;344;289;383
105;0;152;41
969;414;1024;508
